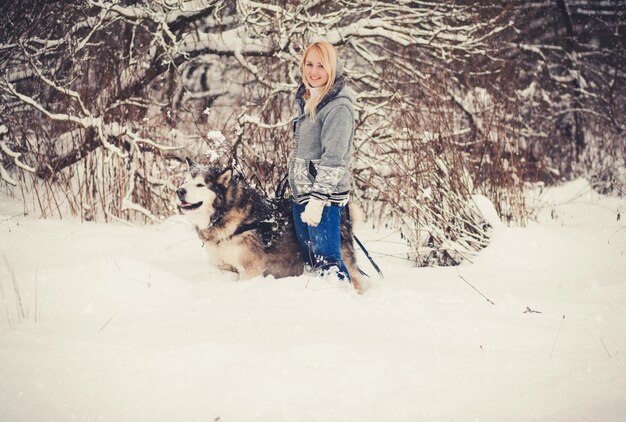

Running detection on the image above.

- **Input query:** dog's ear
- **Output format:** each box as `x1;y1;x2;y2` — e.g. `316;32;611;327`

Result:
216;168;232;187
185;157;195;170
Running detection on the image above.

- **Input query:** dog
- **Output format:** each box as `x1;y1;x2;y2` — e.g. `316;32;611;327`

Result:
176;158;362;293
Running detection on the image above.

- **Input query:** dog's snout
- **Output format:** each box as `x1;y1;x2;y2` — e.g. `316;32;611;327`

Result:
176;187;186;199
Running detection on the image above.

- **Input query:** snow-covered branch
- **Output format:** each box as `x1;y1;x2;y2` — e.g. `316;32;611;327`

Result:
1;0;621;231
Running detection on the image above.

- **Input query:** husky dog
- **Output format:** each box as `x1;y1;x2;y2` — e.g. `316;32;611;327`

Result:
176;158;362;292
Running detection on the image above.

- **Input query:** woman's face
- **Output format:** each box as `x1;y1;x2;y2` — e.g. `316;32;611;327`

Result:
304;49;329;88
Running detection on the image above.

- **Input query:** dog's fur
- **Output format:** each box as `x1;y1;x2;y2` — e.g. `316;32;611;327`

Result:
176;158;362;293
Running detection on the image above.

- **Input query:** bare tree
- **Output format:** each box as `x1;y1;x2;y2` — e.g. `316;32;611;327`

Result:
475;1;625;190
6;1;619;264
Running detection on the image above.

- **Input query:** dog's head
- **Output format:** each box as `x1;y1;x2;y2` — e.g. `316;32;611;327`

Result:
176;158;233;228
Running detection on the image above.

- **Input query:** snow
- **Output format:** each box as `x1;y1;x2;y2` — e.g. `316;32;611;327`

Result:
472;194;504;228
206;130;226;146
0;179;625;421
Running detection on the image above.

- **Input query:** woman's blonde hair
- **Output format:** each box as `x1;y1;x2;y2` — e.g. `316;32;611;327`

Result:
299;41;338;119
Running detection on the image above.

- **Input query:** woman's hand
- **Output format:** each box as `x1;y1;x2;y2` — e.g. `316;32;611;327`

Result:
301;198;326;226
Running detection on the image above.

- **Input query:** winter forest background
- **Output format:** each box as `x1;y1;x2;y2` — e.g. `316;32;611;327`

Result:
0;0;624;265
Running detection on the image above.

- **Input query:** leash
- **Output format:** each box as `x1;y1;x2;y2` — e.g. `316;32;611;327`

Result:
345;206;384;279
274;172;290;199
353;234;384;278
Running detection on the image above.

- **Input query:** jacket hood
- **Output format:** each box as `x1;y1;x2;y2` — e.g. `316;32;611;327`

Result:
336;58;345;78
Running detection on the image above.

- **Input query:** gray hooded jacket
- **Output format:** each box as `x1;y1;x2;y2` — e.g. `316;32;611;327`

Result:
288;63;355;205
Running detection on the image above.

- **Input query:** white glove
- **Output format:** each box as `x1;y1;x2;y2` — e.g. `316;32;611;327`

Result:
301;198;326;227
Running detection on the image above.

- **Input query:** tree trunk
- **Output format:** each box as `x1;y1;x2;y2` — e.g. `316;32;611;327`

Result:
556;0;585;162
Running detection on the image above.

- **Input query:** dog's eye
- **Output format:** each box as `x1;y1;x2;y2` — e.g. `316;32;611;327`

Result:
196;183;205;187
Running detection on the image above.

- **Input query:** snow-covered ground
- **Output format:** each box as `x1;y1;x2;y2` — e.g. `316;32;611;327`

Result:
0;179;624;422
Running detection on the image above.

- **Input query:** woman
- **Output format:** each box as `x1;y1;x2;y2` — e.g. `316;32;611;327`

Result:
288;40;356;282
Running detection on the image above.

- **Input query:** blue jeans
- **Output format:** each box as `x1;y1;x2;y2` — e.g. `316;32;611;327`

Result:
292;202;351;281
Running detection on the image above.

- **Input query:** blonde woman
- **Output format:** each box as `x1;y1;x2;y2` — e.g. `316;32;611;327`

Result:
288;41;356;282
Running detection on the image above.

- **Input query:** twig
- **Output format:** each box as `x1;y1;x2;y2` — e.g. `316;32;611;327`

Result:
98;315;115;332
366;250;415;262
34;270;38;323
549;315;566;358
600;339;612;359
2;255;25;321
607;226;625;245
524;306;542;314
0;275;13;329
0;213;26;222
458;274;495;305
